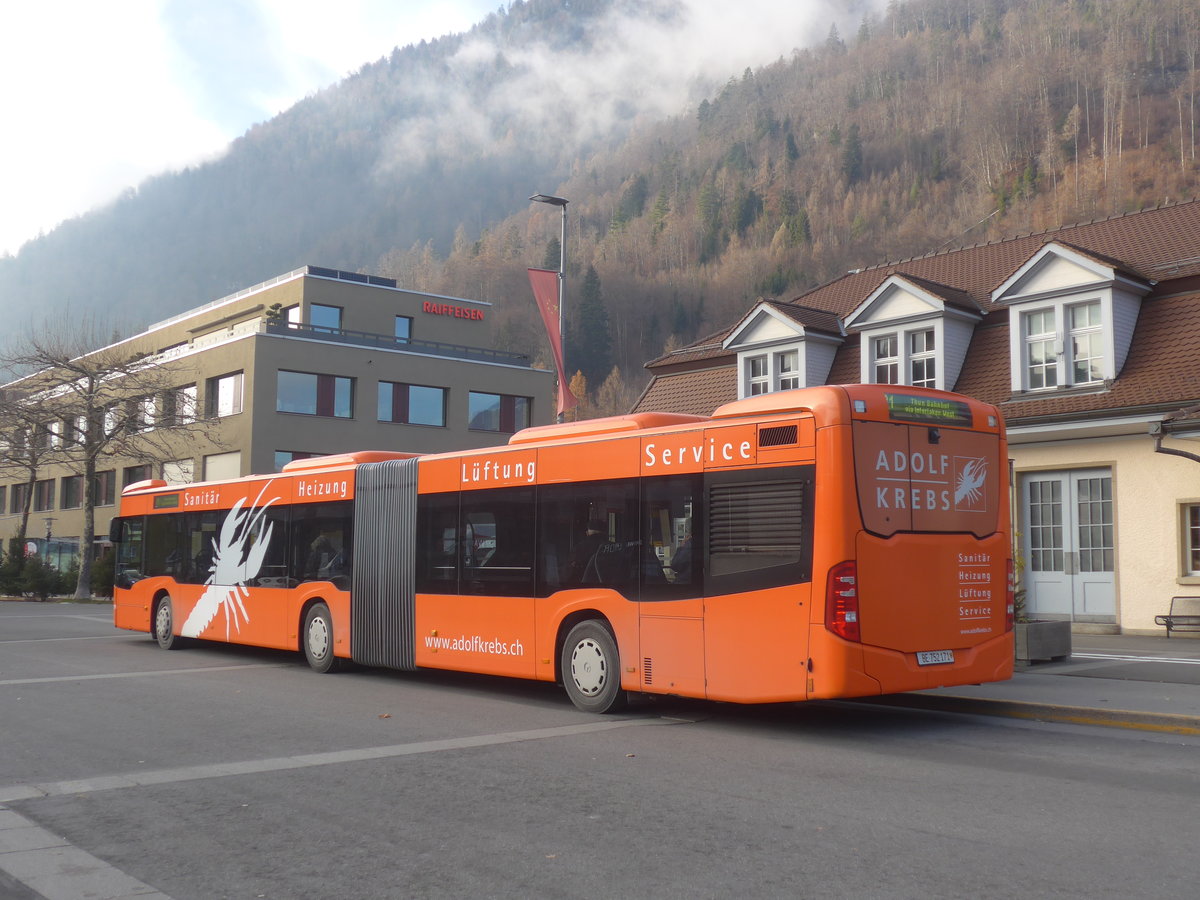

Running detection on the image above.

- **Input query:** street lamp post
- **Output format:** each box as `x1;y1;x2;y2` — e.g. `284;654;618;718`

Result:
530;193;569;422
43;517;55;565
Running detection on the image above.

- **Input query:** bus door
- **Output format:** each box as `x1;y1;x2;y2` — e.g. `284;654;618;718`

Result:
414;486;538;679
639;476;706;697
702;464;815;704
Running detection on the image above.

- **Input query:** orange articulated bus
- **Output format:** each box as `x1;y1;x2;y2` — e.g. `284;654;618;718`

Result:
111;384;1013;712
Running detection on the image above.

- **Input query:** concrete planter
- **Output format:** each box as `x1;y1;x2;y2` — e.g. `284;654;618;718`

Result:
1015;619;1072;662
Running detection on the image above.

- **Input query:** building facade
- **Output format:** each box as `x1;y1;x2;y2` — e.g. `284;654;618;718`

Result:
635;202;1200;634
1;266;554;564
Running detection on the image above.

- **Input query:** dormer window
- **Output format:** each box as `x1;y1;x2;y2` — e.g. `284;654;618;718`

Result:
745;350;800;395
724;301;844;399
845;274;980;393
995;242;1151;394
863;325;939;388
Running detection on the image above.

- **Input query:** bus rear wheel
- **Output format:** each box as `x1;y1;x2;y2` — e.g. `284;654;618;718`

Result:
561;620;626;713
303;602;339;673
154;596;182;650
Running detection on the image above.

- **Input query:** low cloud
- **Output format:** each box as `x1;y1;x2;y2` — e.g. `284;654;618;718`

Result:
376;0;884;172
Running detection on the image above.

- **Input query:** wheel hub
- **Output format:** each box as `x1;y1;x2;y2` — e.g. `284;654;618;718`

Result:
570;638;607;696
308;617;329;658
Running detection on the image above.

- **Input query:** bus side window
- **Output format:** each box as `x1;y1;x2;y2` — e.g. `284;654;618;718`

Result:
460;487;534;597
537;479;639;596
115;517;145;589
291;501;353;589
641;474;702;602
251;505;290;587
180;512;220;585
416;492;459;593
143;513;187;580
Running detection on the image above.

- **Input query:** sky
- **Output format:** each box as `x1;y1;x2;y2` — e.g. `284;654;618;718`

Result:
0;0;496;257
0;0;873;259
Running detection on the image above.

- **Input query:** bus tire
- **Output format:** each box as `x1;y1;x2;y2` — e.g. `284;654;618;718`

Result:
154;596;182;650
561;620;626;713
303;602;338;673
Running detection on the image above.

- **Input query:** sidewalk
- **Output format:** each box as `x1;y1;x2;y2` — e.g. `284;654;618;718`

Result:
873;632;1200;734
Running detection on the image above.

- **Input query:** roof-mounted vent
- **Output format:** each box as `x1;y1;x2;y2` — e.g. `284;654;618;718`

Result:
758;424;799;447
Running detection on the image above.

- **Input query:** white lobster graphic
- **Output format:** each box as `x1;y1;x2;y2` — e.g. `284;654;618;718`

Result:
954;457;988;508
181;482;279;639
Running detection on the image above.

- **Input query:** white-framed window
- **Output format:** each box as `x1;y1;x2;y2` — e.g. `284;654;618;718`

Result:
748;356;769;395
872;334;899;384
1023;308;1058;390
909;329;936;388
736;341;814;398
1184;504;1200;577
1069;301;1103;384
777;350;800;390
1021;300;1106;391
865;327;940;389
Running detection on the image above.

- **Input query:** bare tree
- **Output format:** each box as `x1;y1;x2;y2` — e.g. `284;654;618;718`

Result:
1;322;211;598
0;388;59;559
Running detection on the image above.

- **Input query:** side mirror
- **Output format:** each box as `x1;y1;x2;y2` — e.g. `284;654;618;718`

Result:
108;517;124;543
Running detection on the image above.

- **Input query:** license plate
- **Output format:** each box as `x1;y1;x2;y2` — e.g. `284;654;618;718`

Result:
917;650;954;666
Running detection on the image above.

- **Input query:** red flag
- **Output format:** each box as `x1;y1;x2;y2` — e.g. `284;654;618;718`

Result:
528;267;579;414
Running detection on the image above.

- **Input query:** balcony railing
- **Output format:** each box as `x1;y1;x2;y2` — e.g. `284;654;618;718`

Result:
263;321;532;367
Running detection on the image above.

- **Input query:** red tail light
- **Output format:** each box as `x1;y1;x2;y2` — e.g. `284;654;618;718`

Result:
1005;558;1015;633
825;560;861;642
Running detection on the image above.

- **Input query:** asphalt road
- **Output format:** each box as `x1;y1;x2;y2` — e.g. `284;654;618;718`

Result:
2;602;1199;900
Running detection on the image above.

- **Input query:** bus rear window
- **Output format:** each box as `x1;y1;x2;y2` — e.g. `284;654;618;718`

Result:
854;420;1001;537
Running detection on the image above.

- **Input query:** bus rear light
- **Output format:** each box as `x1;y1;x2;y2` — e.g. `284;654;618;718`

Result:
825;561;861;642
1005;558;1015;632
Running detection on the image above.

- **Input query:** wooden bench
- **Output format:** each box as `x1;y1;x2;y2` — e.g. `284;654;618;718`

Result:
1155;596;1200;637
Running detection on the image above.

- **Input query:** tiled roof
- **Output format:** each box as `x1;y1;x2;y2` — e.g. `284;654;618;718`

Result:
633;365;737;417
637;200;1200;421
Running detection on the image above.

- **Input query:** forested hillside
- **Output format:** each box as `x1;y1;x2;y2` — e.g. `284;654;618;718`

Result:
3;0;1199;416
392;0;1200;412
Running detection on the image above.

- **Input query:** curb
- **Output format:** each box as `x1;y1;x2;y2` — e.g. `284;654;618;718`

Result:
858;692;1200;736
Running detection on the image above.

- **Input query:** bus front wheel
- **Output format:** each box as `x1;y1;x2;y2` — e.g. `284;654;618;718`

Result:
303;602;339;673
154;596;182;650
561;620;626;713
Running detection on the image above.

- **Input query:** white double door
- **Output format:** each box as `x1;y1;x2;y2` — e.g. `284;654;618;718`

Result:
1020;468;1115;620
